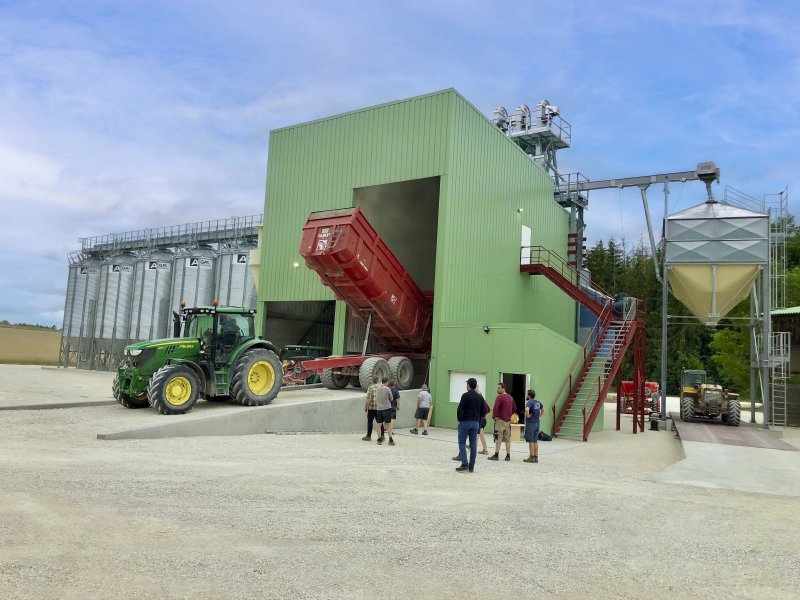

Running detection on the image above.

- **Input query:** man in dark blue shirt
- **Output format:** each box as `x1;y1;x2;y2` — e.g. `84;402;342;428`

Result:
456;378;488;472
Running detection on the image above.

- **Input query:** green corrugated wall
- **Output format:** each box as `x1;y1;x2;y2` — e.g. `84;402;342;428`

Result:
259;88;578;424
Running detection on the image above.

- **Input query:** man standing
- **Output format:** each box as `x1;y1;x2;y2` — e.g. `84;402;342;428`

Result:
362;376;380;441
523;389;544;463
489;382;515;461
455;377;488;472
410;384;432;435
381;379;400;444
375;377;395;446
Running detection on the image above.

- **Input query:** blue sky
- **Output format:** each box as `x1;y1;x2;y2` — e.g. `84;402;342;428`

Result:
1;0;798;326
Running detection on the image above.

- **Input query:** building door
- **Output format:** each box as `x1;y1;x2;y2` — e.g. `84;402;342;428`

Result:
501;372;529;422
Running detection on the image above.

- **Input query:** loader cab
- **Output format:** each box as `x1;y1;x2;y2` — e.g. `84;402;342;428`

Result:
681;369;707;389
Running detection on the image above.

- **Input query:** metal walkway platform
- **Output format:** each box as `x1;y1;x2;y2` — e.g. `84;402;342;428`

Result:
669;412;797;451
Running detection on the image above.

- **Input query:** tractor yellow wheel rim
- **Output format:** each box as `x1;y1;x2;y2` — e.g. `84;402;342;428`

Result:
165;376;192;406
248;360;275;396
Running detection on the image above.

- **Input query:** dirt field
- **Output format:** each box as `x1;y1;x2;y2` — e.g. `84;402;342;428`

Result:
0;326;60;366
0;365;798;599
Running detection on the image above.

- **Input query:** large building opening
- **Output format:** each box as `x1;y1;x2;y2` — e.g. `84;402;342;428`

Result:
345;176;440;353
263;300;335;353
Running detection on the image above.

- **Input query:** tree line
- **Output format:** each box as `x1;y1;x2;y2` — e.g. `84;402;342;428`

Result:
585;216;800;396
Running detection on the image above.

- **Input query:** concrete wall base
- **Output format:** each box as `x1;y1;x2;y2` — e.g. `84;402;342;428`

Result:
98;389;421;441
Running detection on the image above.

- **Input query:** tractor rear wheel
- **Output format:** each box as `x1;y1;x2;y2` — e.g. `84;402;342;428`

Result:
230;348;282;406
726;398;741;426
680;397;695;422
147;365;201;415
358;357;390;390
112;374;149;409
387;356;414;389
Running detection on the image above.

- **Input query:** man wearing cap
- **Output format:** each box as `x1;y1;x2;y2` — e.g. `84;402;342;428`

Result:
455;377;488;473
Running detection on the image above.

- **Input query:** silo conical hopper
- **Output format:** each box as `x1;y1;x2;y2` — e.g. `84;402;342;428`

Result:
665;200;769;324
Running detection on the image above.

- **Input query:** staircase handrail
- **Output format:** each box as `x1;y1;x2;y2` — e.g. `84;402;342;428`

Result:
521;245;614;301
581;302;640;439
552;302;614;433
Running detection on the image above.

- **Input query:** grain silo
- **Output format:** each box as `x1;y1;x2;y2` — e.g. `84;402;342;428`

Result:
92;253;137;369
129;250;174;342
170;246;217;311
71;256;102;369
215;244;257;308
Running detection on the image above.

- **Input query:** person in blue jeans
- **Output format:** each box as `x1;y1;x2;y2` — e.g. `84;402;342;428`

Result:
455;378;489;473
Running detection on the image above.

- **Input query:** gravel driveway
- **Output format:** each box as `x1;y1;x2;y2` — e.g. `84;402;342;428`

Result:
0;366;798;599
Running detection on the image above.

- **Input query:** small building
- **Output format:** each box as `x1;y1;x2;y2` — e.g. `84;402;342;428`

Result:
257;89;591;432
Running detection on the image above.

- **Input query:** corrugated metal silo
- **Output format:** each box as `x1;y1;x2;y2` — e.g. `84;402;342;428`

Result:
93;253;137;369
170;246;217;311
74;257;102;369
129;250;174;341
215;244;257;308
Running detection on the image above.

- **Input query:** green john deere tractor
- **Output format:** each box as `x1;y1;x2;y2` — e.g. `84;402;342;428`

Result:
113;305;282;415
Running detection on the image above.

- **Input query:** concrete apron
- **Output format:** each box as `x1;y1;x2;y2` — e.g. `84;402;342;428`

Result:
650;421;800;497
98;389;420;441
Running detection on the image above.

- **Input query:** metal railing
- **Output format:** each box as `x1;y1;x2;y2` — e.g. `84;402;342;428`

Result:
521;245;614;301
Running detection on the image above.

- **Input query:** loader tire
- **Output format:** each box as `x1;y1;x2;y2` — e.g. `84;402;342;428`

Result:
230;348;282;406
387;356;414;389
681;397;695;422
358;357;390;391
147;364;200;415
726;397;741;426
112;374;149;409
320;368;349;390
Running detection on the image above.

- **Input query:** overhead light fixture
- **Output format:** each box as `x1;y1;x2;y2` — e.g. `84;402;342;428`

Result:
292;262;300;268
483;325;491;334
516;208;524;213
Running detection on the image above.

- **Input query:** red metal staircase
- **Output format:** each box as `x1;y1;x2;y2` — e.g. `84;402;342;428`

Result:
521;245;646;440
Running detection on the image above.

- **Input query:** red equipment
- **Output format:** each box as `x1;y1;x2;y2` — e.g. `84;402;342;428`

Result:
298;208;432;389
300;208;432;351
618;380;660;414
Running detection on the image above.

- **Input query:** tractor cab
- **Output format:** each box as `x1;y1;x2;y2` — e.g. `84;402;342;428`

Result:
183;307;256;365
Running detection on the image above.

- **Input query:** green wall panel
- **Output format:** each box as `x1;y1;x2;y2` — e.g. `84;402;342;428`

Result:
431;323;601;436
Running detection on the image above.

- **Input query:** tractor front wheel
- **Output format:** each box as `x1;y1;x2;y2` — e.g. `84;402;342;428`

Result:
147;365;201;415
230;348;282;406
726;398;741;426
680;397;695;422
112;374;149;409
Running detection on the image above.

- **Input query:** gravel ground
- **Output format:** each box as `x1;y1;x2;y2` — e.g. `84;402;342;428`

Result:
0;366;798;599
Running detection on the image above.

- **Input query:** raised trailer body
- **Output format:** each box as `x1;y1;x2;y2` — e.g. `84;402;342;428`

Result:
298;208;433;390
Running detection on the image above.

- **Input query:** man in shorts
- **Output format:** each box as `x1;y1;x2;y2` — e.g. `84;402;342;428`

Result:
523;389;544;463
410;384;432;435
381;379;400;443
488;382;515;461
362;376;380;441
375;377;395;446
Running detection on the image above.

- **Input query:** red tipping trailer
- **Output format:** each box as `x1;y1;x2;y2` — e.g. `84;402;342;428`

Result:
298;208;433;390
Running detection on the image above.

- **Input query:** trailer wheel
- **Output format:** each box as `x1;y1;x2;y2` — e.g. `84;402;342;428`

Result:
726;398;741;426
387;356;414;389
112;374;149;409
147;364;201;415
230;348;282;406
358;357;390;390
680;397;695;422
320;368;349;390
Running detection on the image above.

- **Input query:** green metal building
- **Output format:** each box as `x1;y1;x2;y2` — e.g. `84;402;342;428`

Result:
258;88;599;434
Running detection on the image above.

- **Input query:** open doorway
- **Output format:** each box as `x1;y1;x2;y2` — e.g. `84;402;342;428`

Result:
500;372;530;422
264;300;335;352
